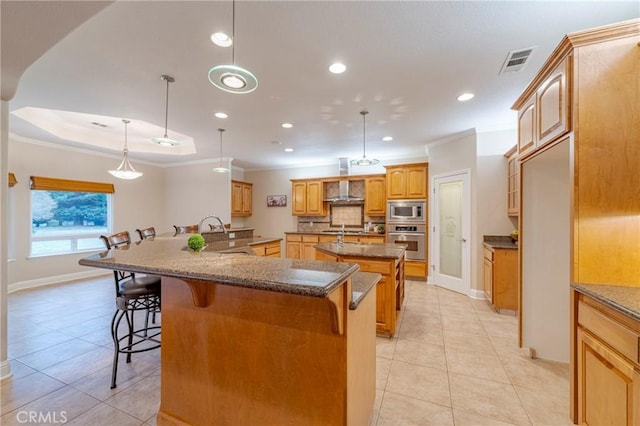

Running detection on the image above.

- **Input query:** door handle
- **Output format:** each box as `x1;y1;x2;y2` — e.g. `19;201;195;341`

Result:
460;238;467;243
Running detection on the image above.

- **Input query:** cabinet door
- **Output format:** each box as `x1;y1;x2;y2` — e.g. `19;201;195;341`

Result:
537;58;569;148
365;177;386;215
292;182;307;216
286;241;301;259
302;235;319;260
306;181;324;215
242;184;252;216
386;168;406;199
507;156;519;216
231;182;243;215
518;97;536;156
406;165;427;198
483;257;493;303
577;328;637;425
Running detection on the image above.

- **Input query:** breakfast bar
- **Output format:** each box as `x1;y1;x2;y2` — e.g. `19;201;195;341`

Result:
79;235;379;426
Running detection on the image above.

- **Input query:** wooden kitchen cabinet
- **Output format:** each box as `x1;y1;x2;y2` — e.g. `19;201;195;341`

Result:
364;176;386;215
385;163;428;199
483;244;517;312
251;240;281;258
285;233;319;260
505;146;519;217
291;179;326;216
575;294;640;425
231;180;252;217
516;57;570;159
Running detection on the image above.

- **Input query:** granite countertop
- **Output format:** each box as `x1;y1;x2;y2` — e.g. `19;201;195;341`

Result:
483;235;518;250
203;236;282;252
572;283;640;322
285;231;386;237
315;242;406;260
350;272;381;310
79;234;358;298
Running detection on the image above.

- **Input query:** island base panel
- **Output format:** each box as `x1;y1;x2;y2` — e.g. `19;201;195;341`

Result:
157;276;375;426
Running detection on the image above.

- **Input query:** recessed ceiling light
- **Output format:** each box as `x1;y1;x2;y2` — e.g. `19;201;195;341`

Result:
211;32;232;47
284;148;294;152
214;112;228;119
382;136;393;142
457;93;475;102
282;123;293;129
329;62;346;74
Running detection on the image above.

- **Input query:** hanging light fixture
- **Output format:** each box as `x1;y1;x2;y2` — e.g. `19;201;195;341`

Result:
351;110;380;166
213;128;230;173
208;0;258;94
109;119;143;180
151;74;179;146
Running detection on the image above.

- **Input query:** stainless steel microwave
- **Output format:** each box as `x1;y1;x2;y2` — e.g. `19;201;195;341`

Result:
387;200;426;223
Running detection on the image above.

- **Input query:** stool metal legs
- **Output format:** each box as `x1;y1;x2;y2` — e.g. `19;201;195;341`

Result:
110;294;161;389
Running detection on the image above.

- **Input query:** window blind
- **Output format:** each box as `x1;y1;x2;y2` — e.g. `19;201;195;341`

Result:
30;176;115;194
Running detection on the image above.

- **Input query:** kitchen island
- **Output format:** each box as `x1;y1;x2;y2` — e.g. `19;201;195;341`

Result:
315;242;405;337
79;234;379;426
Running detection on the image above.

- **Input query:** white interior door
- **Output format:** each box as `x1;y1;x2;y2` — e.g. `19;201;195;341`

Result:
431;170;470;295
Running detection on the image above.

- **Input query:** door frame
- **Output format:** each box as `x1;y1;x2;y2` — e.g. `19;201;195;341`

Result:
429;169;471;295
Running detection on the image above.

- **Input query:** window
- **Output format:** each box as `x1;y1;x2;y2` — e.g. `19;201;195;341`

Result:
30;176;114;257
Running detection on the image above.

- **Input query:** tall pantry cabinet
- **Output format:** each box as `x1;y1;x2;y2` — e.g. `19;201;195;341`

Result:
511;19;639;423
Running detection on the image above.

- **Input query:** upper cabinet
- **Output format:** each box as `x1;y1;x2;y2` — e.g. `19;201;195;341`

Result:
516;57;571;159
291;179;326;216
231;180;252;217
364;176;386;216
385;163;428;199
504;146;519;217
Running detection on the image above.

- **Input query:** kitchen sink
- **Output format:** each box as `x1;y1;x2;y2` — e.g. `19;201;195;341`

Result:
321;230;365;235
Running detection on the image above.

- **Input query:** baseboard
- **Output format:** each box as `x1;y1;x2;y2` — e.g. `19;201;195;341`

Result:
8;270;110;294
0;359;12;381
469;288;486;300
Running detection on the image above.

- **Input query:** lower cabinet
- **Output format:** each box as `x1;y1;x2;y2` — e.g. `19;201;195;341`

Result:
337;255;404;337
575;296;640;425
251;240;281;257
483;244;517;311
286;233;386;260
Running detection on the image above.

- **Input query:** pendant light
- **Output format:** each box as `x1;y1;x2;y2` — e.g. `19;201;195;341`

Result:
151;74;179;146
351;110;380;166
208;0;258;94
213;128;230;173
109;119;143;180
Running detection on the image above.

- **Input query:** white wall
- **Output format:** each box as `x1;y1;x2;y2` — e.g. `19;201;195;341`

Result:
428;130;478;291
521;141;570;362
163;161;231;231
8;137;166;290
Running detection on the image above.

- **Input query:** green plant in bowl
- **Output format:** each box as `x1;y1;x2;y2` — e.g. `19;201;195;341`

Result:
187;234;206;251
376;224;385;234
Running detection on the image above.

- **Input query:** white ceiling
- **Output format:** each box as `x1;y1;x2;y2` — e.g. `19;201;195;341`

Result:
3;1;639;171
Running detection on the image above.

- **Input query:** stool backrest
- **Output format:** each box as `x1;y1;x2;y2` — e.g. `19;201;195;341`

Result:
136;227;156;240
173;224;199;236
100;231;131;250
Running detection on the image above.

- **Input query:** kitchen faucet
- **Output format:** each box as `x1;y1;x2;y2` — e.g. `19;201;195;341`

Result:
198;214;228;234
337;224;345;245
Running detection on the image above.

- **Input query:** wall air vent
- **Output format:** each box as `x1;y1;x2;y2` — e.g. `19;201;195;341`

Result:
499;46;536;74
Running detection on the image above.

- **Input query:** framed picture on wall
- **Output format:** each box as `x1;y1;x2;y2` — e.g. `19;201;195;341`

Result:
267;195;287;207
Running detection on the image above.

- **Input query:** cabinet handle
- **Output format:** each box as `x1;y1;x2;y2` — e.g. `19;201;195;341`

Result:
460;238;467;243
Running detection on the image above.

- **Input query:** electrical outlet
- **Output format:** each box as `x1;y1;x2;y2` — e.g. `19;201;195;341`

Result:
229;241;235;247
229;232;235;239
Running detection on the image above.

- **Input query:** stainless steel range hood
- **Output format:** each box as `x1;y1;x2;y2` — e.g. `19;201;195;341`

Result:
324;158;364;202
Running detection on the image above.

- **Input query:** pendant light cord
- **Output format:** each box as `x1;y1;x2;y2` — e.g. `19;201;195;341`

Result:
163;78;170;138
218;128;225;168
123;119;130;152
231;0;236;65
361;110;368;158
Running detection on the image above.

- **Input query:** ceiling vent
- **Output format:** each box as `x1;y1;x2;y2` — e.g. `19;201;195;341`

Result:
499;46;536;74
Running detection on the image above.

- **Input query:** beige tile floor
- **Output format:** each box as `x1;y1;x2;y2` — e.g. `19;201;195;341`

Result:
1;276;572;425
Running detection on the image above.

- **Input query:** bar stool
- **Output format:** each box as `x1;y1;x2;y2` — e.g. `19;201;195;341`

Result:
173;224;199;236
100;231;161;389
136;226;156;240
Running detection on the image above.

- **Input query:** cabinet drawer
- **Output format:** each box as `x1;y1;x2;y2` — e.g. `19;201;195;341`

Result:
265;246;280;256
342;258;391;275
578;300;640;363
287;235;302;242
483;246;494;261
302;235;319;243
